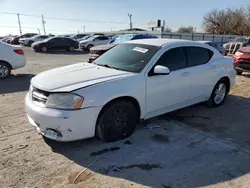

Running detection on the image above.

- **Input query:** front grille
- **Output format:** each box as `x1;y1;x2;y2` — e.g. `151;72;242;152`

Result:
32;87;50;105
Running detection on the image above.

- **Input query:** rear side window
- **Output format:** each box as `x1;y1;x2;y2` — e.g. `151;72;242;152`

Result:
186;47;213;67
156;47;186;71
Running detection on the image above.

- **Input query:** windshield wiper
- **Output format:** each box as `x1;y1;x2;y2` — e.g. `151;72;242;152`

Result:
96;64;119;70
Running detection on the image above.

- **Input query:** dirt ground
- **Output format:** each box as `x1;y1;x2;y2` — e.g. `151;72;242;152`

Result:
1;48;250;188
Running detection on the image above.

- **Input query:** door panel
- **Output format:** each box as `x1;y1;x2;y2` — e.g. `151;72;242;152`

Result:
145;47;191;118
146;69;191;118
186;47;216;105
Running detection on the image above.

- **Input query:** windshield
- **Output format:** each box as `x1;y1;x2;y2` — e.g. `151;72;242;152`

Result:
94;43;160;73
110;35;135;44
233;37;248;42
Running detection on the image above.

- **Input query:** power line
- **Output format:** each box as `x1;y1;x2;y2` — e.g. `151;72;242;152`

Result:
0;12;128;24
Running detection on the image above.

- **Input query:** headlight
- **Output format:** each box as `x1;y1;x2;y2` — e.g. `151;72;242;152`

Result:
235;51;243;56
46;93;84;110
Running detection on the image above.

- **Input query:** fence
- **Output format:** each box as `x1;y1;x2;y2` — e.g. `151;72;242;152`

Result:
105;30;243;45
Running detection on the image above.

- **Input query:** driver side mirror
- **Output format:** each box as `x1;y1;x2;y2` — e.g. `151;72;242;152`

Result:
153;65;170;75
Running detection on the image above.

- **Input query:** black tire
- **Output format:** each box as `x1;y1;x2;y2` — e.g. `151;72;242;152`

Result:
0;62;11;79
87;44;94;51
206;79;229;107
41;46;48;53
236;70;243;75
28;41;33;47
96;100;139;142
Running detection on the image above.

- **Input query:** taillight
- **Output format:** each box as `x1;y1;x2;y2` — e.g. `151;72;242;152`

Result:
14;49;24;55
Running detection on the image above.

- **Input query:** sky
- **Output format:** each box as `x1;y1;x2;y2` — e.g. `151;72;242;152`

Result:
0;0;249;36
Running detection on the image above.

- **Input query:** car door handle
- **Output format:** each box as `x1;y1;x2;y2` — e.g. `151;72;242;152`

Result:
181;72;190;76
211;66;217;69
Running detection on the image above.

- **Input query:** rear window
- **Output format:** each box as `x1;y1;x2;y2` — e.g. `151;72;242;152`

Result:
186;47;213;67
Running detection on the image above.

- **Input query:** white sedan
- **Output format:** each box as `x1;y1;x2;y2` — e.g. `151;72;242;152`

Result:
19;35;51;47
0;42;26;79
79;35;111;50
25;39;236;142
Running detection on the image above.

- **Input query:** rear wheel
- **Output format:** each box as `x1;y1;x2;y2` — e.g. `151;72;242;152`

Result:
68;46;74;52
96;100;139;142
0;62;11;79
206;79;229;107
236;70;243;75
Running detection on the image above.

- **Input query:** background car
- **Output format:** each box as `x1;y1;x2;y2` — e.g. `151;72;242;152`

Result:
79;35;111;51
0;41;26;79
232;47;250;75
31;37;79;52
223;37;250;55
69;34;88;41
88;34;158;62
11;33;38;45
198;41;225;55
19;35;53;46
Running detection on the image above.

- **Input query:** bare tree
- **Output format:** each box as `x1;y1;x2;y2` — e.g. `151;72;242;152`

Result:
177;26;194;33
203;7;250;35
164;27;172;32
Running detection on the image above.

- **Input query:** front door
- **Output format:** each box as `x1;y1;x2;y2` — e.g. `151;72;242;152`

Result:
145;47;192;118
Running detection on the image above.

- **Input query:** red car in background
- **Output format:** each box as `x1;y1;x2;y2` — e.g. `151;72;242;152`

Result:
232;47;250;75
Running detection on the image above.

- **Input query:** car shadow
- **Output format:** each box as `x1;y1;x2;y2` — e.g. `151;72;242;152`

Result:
0;74;34;94
44;94;250;188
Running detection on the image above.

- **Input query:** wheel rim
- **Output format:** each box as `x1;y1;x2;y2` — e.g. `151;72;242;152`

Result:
0;64;9;78
110;108;128;131
214;83;226;104
42;47;47;52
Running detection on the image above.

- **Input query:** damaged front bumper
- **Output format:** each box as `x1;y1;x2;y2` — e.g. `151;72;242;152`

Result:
25;94;102;142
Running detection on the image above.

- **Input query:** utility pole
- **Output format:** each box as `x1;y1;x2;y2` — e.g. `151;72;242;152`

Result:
128;14;132;30
42;14;46;35
83;26;85;33
17;13;22;35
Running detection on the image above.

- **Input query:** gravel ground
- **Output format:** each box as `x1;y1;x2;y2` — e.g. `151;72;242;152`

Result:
1;47;250;188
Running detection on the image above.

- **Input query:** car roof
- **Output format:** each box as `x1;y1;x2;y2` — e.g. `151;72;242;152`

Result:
125;38;206;47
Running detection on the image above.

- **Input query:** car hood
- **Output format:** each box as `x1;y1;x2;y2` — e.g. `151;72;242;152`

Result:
239;47;250;53
31;62;134;92
90;44;116;51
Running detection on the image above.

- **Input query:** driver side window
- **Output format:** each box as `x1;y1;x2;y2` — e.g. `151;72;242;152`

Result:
156;47;186;71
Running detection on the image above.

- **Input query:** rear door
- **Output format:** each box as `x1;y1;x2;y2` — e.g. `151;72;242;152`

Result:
186;46;215;105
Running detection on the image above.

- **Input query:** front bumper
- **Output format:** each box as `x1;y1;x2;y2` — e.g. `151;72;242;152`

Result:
25;94;102;142
233;55;250;72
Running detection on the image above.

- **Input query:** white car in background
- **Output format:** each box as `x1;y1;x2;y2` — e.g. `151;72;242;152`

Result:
19;35;52;47
0;42;26;79
25;39;236;142
79;35;111;50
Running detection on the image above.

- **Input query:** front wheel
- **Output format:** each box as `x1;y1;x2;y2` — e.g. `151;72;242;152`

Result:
96;100;139;142
41;46;48;53
0;62;11;79
28;41;33;47
206;80;228;107
87;44;94;51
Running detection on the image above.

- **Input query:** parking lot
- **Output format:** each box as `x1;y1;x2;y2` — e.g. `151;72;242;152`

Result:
1;47;250;188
